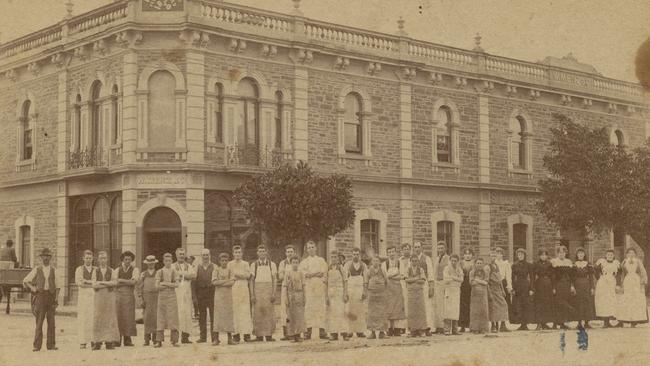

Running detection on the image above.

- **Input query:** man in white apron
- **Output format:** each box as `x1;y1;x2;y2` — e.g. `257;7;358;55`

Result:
413;241;434;336
398;243;412;336
250;245;278;342
173;248;196;344
299;241;328;340
277;245;295;340
75;250;95;349
432;242;450;334
344;247;368;338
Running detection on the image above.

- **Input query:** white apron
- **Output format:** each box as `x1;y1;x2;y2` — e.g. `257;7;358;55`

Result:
346;274;367;333
300;256;327;332
595;259;619;317
77;286;94;344
616;260;648;322
173;263;194;334
232;278;253;334
327;267;349;334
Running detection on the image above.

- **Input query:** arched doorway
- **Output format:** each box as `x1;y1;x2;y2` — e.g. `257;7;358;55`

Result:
143;207;182;268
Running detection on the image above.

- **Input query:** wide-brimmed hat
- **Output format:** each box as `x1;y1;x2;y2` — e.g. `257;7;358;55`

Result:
143;255;158;264
39;248;53;257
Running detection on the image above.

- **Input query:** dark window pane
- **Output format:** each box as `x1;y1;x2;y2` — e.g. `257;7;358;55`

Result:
437;135;451;163
344;123;361;152
513;223;527;258
20;225;30;267
436;221;453;253
360;219;380;258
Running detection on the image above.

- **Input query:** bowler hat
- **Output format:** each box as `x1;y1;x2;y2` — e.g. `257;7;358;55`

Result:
39;248;53;257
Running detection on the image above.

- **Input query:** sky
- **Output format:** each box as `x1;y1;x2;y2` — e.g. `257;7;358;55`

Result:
0;0;648;83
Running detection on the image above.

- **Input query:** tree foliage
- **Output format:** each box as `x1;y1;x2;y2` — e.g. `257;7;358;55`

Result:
538;113;650;267
233;161;355;248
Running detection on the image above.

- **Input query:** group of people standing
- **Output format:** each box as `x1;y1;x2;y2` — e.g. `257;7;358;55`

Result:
20;239;648;351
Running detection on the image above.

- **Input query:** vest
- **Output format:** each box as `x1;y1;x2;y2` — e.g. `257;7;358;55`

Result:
82;266;94;280
118;265;134;280
96;267;114;292
33;266;56;294
196;263;214;288
348;261;365;276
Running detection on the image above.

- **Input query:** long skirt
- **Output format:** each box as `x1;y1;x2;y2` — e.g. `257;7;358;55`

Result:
142;291;158;334
394;280;408;329
304;277;327;330
572;277;595;321
487;281;509;322
616;273;649;323
214;286;234;333
423;281;434;329
327;283;348;334
116;286;137;336
156;288;179;331
93;288;119;343
175;281;194;334
459;277;472;328
534;277;555;323
346;276;367;332
503;279;513;321
77;287;94;344
595;275;617;318
470;285;490;332
407;283;428;331
232;279;253;335
443;285;460;321
252;282;276;337
511;284;535;325
385;279;406;321
554;278;575;323
366;288;388;331
433;281;445;328
287;290;306;336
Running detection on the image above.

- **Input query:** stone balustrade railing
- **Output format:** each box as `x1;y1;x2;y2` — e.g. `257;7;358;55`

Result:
200;1;293;33
68;1;129;35
304;21;398;52
0;0;644;103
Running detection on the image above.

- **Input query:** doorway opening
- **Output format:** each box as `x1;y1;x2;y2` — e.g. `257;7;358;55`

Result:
143;207;182;269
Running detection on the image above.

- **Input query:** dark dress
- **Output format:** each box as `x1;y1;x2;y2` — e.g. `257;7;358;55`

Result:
510;260;535;325
552;259;575;324
572;261;595;321
458;260;473;329
532;260;554;324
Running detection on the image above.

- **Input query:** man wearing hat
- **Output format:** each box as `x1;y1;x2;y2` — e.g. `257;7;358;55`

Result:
138;255;159;346
115;251;140;347
23;248;59;351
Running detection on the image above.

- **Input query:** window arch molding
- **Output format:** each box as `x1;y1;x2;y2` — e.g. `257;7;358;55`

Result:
136;62;187;154
354;208;387;257
507;108;534;174
336;85;372;161
430;210;461;255
607;126;626;147
507;213;534;262
206;72;275;149
431;98;461;169
14;215;35;268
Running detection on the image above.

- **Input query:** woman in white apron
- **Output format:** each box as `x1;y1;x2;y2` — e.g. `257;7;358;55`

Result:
616;248;648;327
594;250;620;327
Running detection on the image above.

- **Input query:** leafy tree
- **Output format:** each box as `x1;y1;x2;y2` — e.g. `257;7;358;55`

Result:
233;161;355;252
539;113;650;278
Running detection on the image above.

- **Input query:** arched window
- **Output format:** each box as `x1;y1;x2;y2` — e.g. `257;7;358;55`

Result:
436;106;452;163
20;100;33;160
275;91;283;149
70;197;92;279
510;115;528;170
437;220;453;253
111;85;119;145
344;93;362;153
513;223;527;258
90;81;102;149
235;78;260;164
148;71;176;148
109;196;123;266
74;94;82;151
215;83;224;144
615;130;624;147
93;197;110;261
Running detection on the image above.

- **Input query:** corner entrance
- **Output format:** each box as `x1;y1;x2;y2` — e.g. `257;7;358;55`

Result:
143;207;182;269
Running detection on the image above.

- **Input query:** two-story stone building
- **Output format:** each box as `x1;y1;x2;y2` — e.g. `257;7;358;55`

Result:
0;0;648;304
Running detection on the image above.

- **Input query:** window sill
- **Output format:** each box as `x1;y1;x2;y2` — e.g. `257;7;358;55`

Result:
508;168;534;179
338;153;371;166
137;147;187;153
432;162;460;173
15;158;36;171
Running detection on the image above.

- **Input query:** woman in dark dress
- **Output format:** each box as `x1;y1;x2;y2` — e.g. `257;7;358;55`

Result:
551;245;575;330
532;249;554;330
458;248;474;333
511;248;535;330
572;248;595;329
